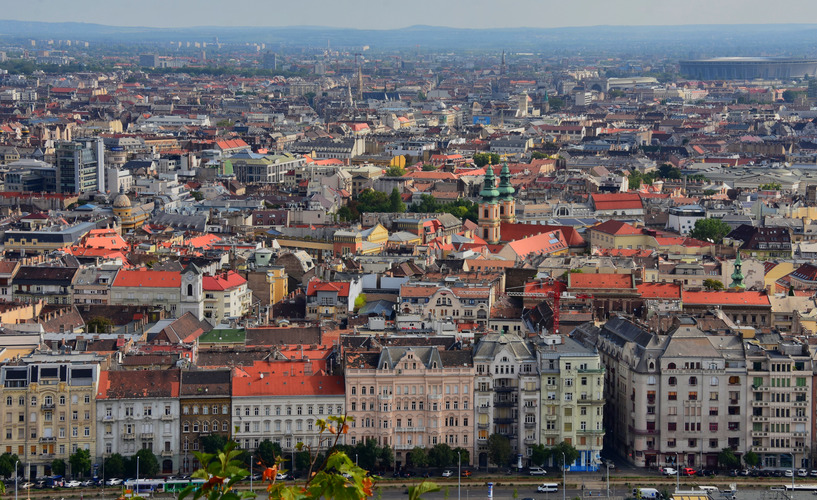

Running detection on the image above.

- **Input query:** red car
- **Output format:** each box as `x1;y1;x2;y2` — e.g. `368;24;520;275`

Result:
461;470;472;477
682;467;696;476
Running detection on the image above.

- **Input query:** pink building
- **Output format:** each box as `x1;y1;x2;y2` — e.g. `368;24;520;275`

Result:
344;346;475;468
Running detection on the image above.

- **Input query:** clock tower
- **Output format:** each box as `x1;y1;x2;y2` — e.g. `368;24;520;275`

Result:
179;264;204;320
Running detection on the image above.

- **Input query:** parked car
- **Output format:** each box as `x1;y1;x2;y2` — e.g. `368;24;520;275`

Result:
441;470;453;477
81;480;94;487
461;470;472;478
682;467;696;476
106;478;123;486
401;471;416;478
65;480;82;488
660;467;677;476
20;482;33;490
696;469;714;477
529;467;547;476
810;470;817;477
785;470;794;477
275;473;292;481
798;469;808;477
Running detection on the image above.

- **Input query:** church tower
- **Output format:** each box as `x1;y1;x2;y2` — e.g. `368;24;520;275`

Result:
497;163;516;224
729;253;745;289
180;263;204;320
479;165;501;244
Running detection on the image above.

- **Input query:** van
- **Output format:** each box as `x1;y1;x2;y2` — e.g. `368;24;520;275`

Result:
633;488;661;499
529;467;547;476
538;484;559;493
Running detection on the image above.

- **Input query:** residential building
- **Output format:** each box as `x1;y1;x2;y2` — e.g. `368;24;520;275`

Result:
55;139;105;194
305;278;363;321
231;151;305;185
13;266;79;306
473;333;538;468
1;363;99;479
96;370;181;474
180;370;231;473
535;335;604;471
202;271;252;325
344;346;475;468
110;265;204;320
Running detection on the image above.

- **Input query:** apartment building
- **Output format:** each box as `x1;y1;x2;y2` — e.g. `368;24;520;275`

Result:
180;370;231;473
344;346;475;468
202;271;252;325
473;333;538;468
96;370;181;474
231;359;345;470
536;335;605;471
1;363;99;479
110;265;204;320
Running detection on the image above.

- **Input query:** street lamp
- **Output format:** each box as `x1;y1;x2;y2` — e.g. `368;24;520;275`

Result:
605;463;610;499
457;451;461;500
14;460;19;500
789;452;795;489
562;452;566;500
136;456;140;497
250;454;253;493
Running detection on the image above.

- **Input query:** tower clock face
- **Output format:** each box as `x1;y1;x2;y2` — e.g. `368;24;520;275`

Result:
186;274;194;281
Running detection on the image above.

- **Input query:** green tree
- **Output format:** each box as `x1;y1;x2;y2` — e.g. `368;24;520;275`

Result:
69;449;92;478
422;164;437;171
0;453;20;478
389;187;406;213
379;445;394;470
354;293;367;312
216;119;235;128
531;152;549;160
486;434;512;468
551;441;580;468
336;205;358;222
86;316;114;333
759;182;782;191
125;449;159;478
658;164;682;179
452;448;469;467
201;434;231;454
718;448;740;469
296;451;312;471
530;444;551;467
473;153;500;167
304;92;316;107
743;451;759;467
428;443;455;468
548;96;565;111
782;90;801;103
385;165;406;177
51;459;66;476
103;453;126;478
190;191;204;201
409;447;429;468
356;188;392;213
689;218;732;244
352;439;383;471
703;279;724;291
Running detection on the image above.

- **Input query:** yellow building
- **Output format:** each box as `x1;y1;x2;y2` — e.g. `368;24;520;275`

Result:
1;363;99;478
112;192;153;231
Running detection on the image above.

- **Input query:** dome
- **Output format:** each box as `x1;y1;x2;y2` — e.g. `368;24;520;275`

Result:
497;163;515;200
113;193;132;209
479;165;500;201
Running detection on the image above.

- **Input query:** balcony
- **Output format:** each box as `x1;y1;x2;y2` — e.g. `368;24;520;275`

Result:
123;433;135;440
395;427;425;433
161;450;174;457
494;386;517;393
793;401;808;407
102;415;114;421
478;422;489;429
793;416;808;422
494;417;515;424
429;394;443;400
524;422;536;428
578;368;605;374
39;436;57;443
751;431;769;438
751;400;768;407
578;398;604;405
379;395;392;401
751;415;769;422
161;414;175;421
141;433;154;440
394;444;415;450
578;429;605;434
524;437;537;444
793;386;808;392
41;403;55;410
493;400;515;407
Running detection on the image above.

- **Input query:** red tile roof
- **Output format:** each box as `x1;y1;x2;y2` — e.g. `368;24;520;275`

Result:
306;279;351;297
591;193;643;210
231;361;344;397
682;290;771;307
591;220;642;236
112;269;181;288
203;271;247;291
504;230;567;257
569;273;634;289
499;222;585;246
637;282;682;299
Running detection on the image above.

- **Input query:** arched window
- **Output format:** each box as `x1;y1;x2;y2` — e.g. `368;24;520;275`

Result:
668;376;677;386
689;376;697;386
187;284;193;296
667;362;676;369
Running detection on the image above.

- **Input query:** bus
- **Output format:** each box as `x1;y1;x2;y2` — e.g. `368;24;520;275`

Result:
783;485;817;492
123;479;205;496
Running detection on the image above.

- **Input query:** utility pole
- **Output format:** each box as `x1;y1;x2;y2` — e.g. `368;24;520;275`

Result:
458;451;461;500
250;455;253;492
562;453;566;500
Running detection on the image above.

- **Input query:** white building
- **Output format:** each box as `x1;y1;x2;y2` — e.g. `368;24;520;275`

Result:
202;271;252;324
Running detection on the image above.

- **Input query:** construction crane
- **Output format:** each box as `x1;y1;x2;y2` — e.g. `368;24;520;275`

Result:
507;281;593;336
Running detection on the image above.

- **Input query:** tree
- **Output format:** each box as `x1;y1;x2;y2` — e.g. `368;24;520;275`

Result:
551;442;580;468
103;453;126;478
782;90;801;103
486;434;512;468
384;165;406;177
689;218;732;244
379;445;394;470
86;316;113;333
69;449;92;478
718;448;740;469
201;434;231;454
51;458;66;476
743;451;760;467
0;453;20;478
658;164;682;179
129;448;159;477
408;447;429;468
531;152;550;160
354;293;367;312
336;205;358;222
190;191;204;201
452;448;469;468
216;119;235;128
703;279;724;291
422;164;437;171
389;187;406;213
530;444;551;467
428;444;455;468
473;153;500;168
295;451;312;471
759;182;782;191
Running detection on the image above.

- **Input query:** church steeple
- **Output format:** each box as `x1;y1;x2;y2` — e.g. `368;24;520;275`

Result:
478;165;501;244
729;252;745;289
497;163;516;223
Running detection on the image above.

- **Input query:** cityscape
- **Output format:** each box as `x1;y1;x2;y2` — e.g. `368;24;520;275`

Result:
0;2;817;495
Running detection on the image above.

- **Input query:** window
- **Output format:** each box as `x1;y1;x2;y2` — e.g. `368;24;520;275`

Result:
668;377;676;386
668;392;677;401
667;422;676;431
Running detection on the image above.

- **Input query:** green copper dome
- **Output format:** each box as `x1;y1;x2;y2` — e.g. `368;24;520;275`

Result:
479;165;500;201
729;252;745;289
497;163;515;200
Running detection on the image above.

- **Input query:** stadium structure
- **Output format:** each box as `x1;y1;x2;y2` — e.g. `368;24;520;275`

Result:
679;57;817;80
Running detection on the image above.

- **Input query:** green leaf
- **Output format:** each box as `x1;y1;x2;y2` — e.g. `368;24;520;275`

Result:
409;481;441;500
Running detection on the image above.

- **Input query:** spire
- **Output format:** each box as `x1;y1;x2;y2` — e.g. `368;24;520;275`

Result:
497;163;515;200
479;165;500;202
729;252;745;289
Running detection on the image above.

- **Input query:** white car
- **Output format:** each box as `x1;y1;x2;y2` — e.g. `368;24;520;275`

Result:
65;480;82;488
798;469;808;477
784;470;794;477
661;467;678;476
20;482;33;490
441;470;453;477
529;467;547;476
106;478;123;486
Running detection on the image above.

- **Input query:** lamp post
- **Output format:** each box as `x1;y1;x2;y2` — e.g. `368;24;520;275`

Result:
675;454;680;493
355;454;359;466
250;455;253;493
15;460;19;500
136;456;140;497
457;451;461;500
562;452;566;500
789;452;795;489
606;463;610;499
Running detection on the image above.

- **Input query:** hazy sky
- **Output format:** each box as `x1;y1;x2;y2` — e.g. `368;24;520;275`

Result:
5;0;817;29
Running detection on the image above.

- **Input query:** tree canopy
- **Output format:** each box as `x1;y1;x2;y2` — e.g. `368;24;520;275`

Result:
551;442;580;468
103;453;126;478
0;453;19;478
717;448;740;469
486;434;512;467
69;449;92;477
689;218;732;244
408;195;478;223
473;153;500;167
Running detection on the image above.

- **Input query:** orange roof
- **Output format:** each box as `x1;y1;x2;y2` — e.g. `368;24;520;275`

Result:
112;269;181;288
203;271;247;291
185;234;222;249
569;273;634;289
591;220;642;236
637;282;682;299
400;285;437;298
404;171;458;181
500;222;585;247
591;193;643;210
231;361;344;397
306;279;351;297
505;230;567;257
682;290;771;307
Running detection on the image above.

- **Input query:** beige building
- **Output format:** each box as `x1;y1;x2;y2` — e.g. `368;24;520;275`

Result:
344;346;475;468
1;363;99;479
202;271;252;325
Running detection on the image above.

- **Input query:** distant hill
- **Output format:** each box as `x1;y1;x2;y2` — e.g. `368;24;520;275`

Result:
1;20;817;54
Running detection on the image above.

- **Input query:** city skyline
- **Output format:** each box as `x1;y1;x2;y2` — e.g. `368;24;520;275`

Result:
3;0;817;30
